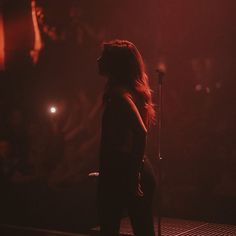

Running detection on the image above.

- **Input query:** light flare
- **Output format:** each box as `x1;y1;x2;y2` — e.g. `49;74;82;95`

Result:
0;12;5;71
49;106;57;114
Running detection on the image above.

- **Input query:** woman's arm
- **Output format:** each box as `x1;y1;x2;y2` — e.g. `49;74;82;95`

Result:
112;91;147;135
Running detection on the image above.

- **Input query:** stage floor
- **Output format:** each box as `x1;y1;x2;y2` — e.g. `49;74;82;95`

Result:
91;217;236;236
1;217;236;236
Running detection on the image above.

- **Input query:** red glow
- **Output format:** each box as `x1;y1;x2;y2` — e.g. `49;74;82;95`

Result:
30;0;42;64
0;12;5;70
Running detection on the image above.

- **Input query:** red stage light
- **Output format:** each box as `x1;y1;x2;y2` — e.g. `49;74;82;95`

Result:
0;12;5;71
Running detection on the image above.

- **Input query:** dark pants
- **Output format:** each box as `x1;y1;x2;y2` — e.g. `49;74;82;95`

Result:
98;161;156;236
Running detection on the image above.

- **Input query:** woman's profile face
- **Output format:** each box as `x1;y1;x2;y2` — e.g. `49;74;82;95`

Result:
97;42;138;81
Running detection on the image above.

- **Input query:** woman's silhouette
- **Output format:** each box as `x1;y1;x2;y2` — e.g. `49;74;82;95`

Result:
97;39;156;236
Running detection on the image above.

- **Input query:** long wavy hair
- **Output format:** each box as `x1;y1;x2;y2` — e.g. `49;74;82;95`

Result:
100;39;155;123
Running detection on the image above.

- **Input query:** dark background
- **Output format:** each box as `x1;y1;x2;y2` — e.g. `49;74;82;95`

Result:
0;0;235;233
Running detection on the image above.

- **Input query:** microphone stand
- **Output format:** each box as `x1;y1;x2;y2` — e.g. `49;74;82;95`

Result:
156;69;165;236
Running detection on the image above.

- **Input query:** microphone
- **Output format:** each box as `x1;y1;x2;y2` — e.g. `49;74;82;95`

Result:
156;69;165;77
156;62;166;84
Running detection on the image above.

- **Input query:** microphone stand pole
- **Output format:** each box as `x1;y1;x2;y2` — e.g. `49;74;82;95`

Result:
156;69;165;236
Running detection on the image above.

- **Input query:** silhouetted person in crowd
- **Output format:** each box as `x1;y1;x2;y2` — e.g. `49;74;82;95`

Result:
97;40;156;236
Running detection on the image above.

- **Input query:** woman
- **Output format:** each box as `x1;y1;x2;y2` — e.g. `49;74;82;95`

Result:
97;40;156;236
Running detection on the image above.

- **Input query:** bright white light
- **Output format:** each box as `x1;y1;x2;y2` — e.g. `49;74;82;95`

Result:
49;106;57;114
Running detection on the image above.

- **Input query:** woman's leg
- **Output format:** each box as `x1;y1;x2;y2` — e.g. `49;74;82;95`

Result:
128;161;156;236
98;189;123;236
128;195;155;236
